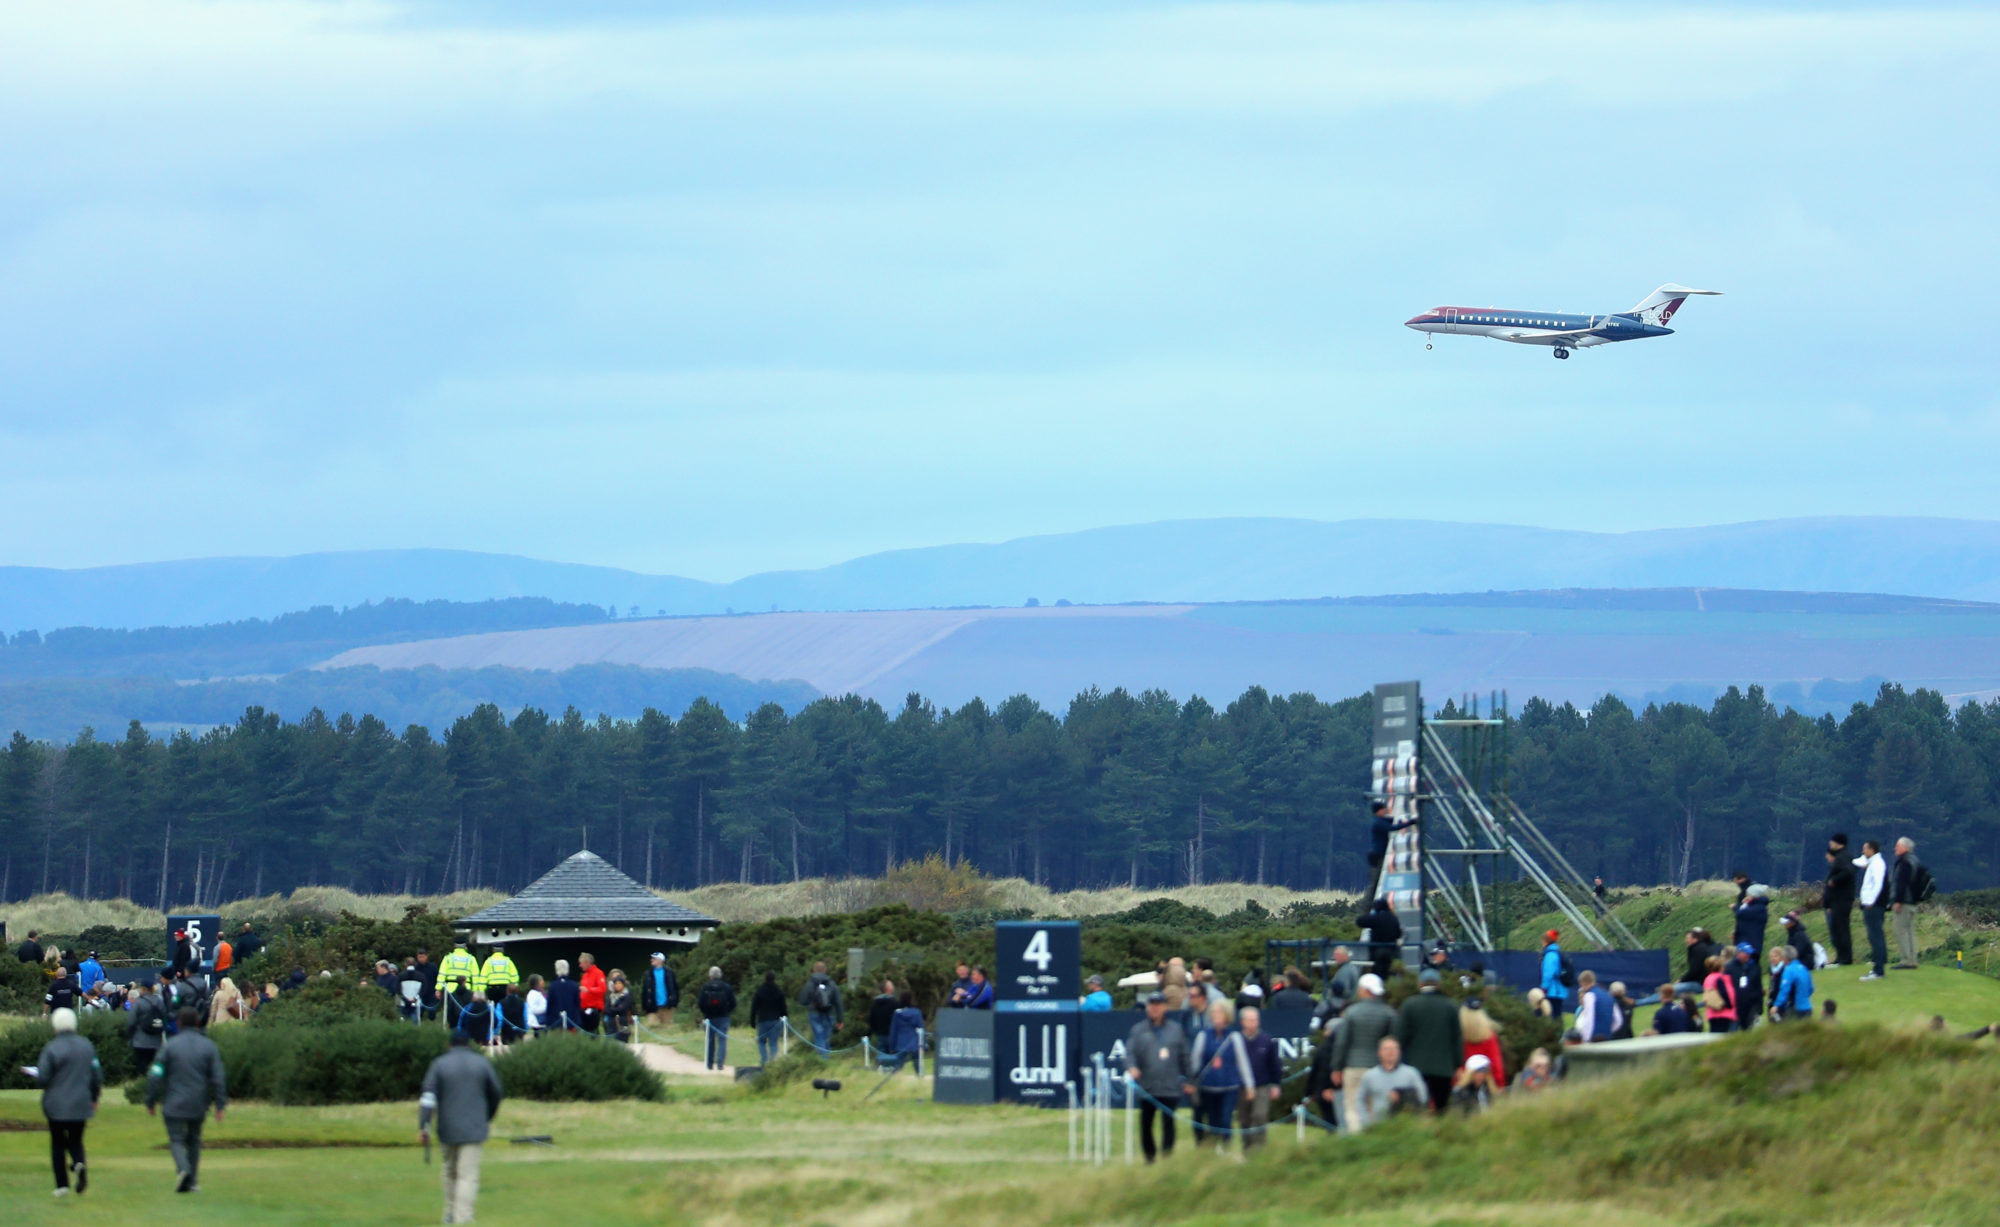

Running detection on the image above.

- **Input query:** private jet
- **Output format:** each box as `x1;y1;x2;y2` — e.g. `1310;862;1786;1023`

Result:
1405;284;1721;359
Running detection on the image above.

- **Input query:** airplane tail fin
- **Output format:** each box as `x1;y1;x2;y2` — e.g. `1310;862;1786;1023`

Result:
1630;283;1721;327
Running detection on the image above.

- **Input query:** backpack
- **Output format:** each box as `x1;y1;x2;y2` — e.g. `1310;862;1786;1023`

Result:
1911;863;1938;903
697;980;729;1015
813;979;835;1012
1557;953;1577;990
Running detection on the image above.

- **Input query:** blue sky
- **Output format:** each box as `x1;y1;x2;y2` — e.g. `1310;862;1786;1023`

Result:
1;1;1994;579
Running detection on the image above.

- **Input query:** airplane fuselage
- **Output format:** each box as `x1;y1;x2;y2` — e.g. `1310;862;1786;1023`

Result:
1402;307;1671;347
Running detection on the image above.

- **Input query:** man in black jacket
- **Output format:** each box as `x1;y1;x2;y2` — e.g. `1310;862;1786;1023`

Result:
17;929;44;964
1823;834;1857;966
233;923;263;963
1892;837;1923;969
1728;944;1764;1031
697;967;737;1070
1358;898;1403;979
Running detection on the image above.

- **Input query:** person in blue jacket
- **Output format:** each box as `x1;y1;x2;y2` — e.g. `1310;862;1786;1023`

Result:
1769;945;1815;1022
77;952;106;996
961;966;994;1009
1539;930;1570;1015
1080;975;1113;1011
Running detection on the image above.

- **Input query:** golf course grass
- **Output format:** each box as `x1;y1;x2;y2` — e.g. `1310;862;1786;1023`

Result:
7;961;2000;1226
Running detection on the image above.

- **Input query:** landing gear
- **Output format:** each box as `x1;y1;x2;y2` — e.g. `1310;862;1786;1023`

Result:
1553;347;1570;360
1424;333;1433;350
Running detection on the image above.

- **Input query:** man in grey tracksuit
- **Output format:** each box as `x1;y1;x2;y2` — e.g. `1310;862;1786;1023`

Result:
33;1007;102;1196
420;1031;505;1224
1124;991;1192;1163
145;1007;227;1193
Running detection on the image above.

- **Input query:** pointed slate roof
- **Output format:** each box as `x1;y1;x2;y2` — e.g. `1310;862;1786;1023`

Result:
459;850;718;928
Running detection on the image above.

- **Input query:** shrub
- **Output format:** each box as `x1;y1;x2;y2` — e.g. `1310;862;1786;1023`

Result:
210;1018;447;1104
495;1032;665;1102
40;925;166;964
749;1046;828;1095
0;952;45;1013
0;1009;135;1090
874;855;998;913
250;977;399;1029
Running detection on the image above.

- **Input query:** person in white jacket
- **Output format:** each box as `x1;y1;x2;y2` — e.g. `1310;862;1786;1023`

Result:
1855;840;1889;981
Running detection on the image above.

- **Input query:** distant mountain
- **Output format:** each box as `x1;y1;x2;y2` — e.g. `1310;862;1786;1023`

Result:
10;516;2000;631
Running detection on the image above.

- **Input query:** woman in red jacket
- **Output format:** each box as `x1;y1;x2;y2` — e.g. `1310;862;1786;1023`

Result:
578;952;608;1034
1459;999;1507;1088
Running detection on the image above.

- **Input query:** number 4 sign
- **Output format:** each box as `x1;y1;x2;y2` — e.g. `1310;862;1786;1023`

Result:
994;921;1079;1002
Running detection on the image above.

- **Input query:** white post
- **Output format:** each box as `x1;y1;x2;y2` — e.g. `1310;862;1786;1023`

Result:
1066;1081;1078;1162
1296;1104;1306;1145
1124;1076;1135;1165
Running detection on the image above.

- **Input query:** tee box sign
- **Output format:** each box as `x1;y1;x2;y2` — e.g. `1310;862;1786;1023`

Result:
994;920;1080;1002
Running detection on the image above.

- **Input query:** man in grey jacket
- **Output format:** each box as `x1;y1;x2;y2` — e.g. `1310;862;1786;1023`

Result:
32;1007;102;1197
799;962;845;1055
145;1007;227;1193
1124;991;1191;1163
419;1032;505;1225
1356;1036;1429;1129
126;981;168;1079
1328;973;1396;1133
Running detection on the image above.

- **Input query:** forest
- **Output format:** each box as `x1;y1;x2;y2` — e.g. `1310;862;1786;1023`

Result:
1;681;1996;906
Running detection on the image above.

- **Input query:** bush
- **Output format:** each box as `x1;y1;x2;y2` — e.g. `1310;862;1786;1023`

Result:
0;1009;136;1090
209;1018;447;1104
0;952;45;1013
40;925;166;964
874;855;998;913
749;1046;828;1095
250;977;399;1029
495;1032;665;1102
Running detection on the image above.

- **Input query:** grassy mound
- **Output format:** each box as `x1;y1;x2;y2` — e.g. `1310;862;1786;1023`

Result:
975;1023;2000;1226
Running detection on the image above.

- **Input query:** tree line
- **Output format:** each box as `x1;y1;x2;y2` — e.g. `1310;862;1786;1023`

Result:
1;681;1997;906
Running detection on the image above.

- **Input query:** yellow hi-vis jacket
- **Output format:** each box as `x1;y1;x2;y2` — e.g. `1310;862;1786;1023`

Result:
436;947;482;994
480;952;520;990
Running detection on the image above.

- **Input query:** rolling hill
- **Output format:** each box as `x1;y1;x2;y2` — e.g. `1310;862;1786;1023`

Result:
11;515;2000;631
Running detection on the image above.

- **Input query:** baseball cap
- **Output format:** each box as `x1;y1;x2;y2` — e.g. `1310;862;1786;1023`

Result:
1357;973;1385;996
650;951;666;959
1085;974;1104;986
1544;929;1560;943
1418;968;1441;985
1465;1054;1491;1072
1736;942;1756;955
1144;990;1167;1004
1242;984;1264;999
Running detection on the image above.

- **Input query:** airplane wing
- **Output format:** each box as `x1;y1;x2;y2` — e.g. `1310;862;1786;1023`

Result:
1496;327;1596;346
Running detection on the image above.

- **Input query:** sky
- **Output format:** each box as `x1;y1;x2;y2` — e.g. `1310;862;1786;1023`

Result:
1;1;1995;581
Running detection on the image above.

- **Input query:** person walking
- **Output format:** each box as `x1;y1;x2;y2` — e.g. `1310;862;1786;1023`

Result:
1125;991;1192;1163
1650;985;1693;1035
751;972;788;1066
523;974;548;1035
145;1007;227;1193
800;961;845;1054
603;972;634;1043
1824;833;1857;966
1329;973;1396;1133
1358;897;1403;979
31;1007;101;1197
1357;1036;1428;1129
419;1031;505;1225
1855;839;1890;981
697;966;736;1069
1539;930;1571;1017
1395;968;1464;1112
1769;945;1815;1022
1701;955;1738;1033
546;960;583;1031
1236;1006;1284;1150
127;980;168;1077
578;953;608;1034
1187;999;1252;1150
642;953;679;1033
1892;837;1925;969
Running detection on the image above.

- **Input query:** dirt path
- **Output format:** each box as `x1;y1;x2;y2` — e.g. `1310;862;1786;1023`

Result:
639;1039;734;1078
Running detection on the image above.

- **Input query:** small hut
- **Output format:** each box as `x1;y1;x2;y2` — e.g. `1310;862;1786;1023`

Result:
456;850;718;980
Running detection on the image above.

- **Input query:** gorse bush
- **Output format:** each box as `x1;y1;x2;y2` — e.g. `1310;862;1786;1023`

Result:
250;977;400;1029
495;1032;665;1102
212;1019;447;1105
0;952;44;1013
0;1009;134;1090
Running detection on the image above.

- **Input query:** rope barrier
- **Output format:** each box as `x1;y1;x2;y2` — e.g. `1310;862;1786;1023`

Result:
782;1015;869;1056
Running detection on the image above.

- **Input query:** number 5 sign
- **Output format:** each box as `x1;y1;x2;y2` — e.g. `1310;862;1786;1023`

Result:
169;914;221;969
994;921;1080;1002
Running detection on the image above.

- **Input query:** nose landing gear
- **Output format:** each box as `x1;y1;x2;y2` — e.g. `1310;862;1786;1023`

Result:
1553;347;1570;360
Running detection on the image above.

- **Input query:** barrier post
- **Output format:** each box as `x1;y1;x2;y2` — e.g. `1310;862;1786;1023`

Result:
1124;1076;1134;1165
1295;1104;1305;1145
1066;1081;1078;1162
